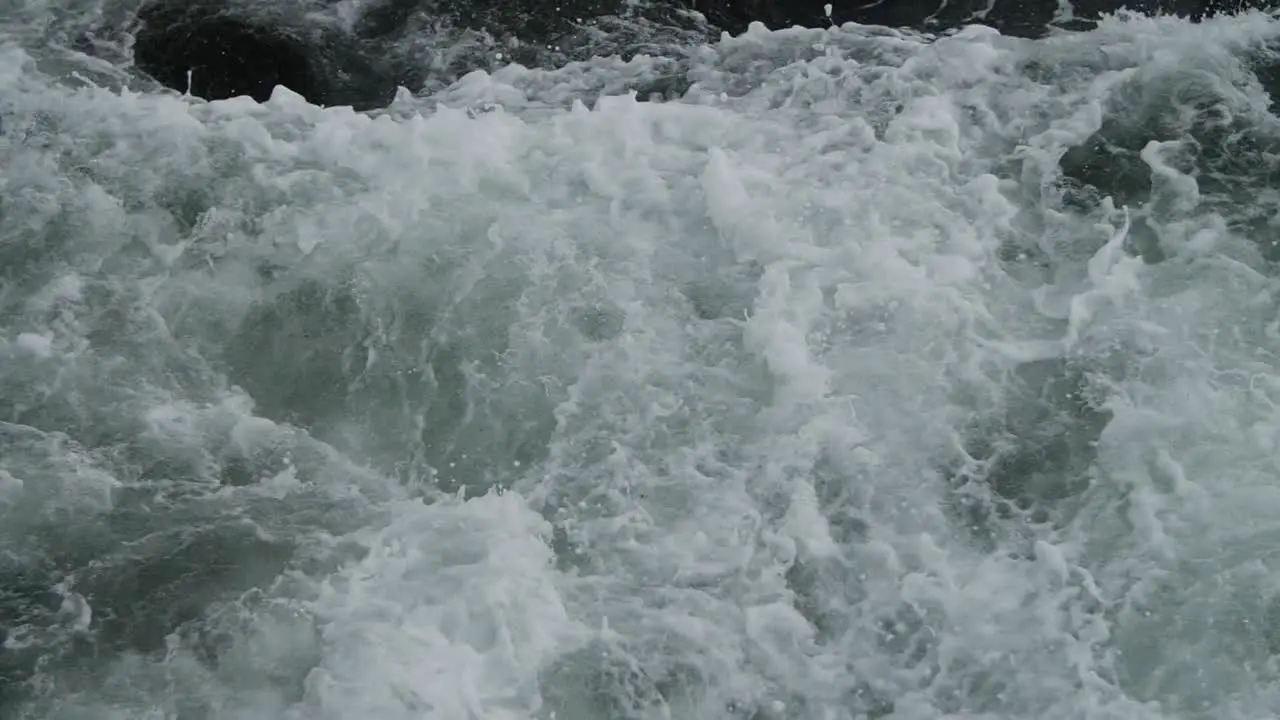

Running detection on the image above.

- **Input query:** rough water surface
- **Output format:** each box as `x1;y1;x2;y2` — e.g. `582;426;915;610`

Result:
5;3;1280;719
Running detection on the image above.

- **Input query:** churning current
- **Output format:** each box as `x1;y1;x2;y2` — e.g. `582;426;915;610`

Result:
6;2;1280;719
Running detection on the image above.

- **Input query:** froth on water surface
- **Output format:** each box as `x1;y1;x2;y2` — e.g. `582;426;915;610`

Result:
8;6;1280;720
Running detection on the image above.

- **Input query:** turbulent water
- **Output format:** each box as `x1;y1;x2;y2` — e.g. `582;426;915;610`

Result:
5;2;1280;718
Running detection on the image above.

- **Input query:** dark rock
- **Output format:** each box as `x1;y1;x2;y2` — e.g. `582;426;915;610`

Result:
133;2;318;103
131;0;401;110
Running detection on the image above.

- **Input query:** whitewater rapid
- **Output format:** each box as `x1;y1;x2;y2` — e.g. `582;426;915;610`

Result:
5;6;1280;720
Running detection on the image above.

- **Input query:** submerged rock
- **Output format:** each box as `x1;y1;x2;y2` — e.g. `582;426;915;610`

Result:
133;4;317;104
